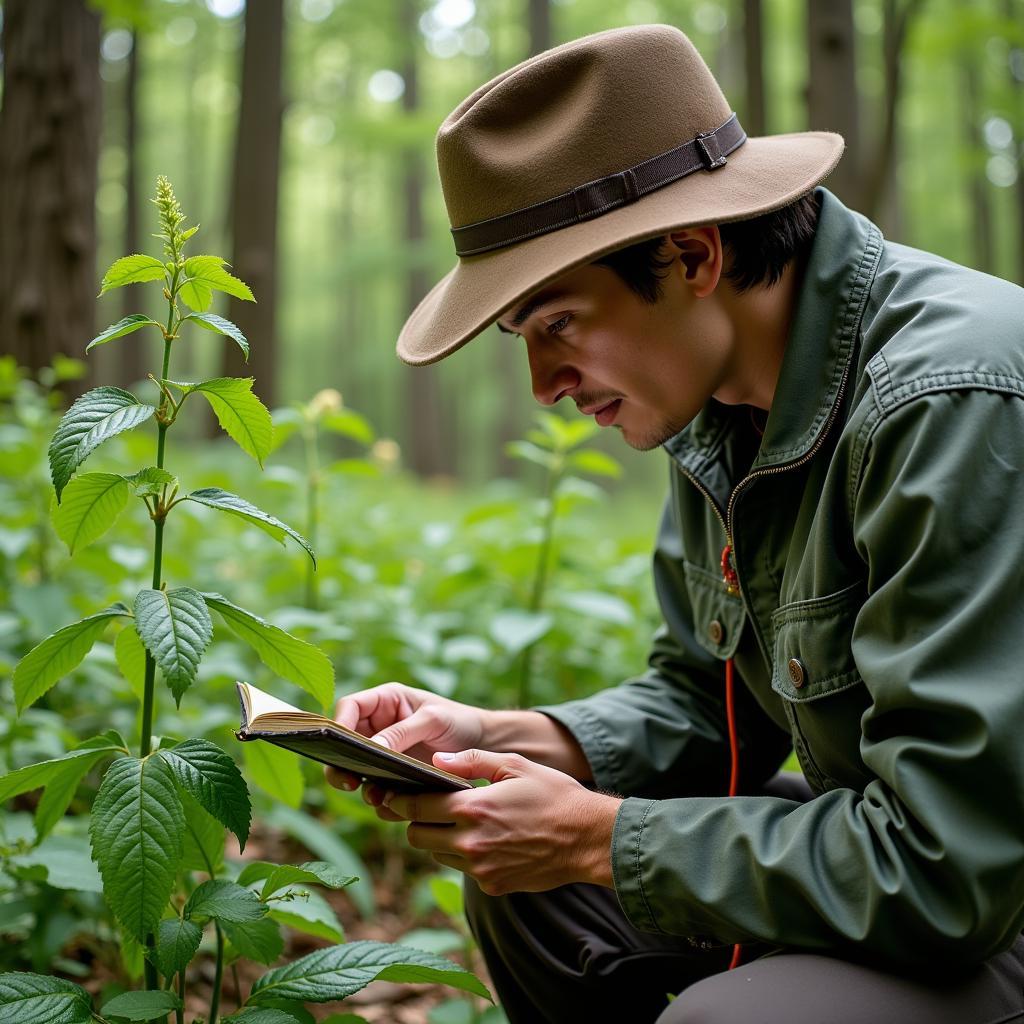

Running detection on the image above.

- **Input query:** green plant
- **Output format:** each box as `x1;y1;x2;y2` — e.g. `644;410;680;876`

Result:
505;412;621;706
0;178;488;1023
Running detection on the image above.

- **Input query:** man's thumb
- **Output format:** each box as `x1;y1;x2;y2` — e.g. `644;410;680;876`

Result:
433;748;525;782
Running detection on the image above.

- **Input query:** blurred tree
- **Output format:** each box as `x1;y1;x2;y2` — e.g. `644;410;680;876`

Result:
0;0;101;386
961;54;995;273
806;0;861;206
743;0;767;135
401;0;452;477
861;0;925;227
221;0;285;405
1006;0;1024;283
117;27;147;390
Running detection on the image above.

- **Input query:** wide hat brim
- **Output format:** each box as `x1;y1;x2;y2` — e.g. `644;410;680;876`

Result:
397;130;844;366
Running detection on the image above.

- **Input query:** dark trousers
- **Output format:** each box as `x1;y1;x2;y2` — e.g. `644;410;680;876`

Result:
464;772;1024;1024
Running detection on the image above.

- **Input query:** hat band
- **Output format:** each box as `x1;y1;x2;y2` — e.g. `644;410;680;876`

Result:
450;112;746;258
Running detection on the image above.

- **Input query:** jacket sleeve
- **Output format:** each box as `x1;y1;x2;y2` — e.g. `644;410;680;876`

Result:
535;471;791;800
610;389;1024;967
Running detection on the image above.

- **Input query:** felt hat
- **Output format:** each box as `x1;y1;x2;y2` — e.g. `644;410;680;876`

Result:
397;23;843;365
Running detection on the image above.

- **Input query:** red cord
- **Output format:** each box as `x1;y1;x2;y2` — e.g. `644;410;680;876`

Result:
725;655;743;971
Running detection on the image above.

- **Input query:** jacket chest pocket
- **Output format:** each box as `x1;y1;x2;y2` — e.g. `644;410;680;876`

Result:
771;581;872;793
683;559;746;660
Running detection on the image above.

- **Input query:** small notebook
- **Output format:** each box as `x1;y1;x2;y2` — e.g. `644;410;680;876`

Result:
234;681;472;792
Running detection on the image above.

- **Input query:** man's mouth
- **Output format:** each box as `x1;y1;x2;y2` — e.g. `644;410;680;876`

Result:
591;399;621;427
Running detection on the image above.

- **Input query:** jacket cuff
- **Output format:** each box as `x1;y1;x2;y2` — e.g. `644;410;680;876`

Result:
611;796;662;933
533;701;620;791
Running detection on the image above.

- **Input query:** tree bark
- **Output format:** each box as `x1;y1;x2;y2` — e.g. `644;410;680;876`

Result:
743;0;766;136
118;29;148;390
961;57;994;274
401;0;450;478
220;0;285;406
0;0;101;384
860;0;924;224
806;0;861;206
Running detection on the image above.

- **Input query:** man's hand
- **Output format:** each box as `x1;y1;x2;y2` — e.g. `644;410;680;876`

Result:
324;683;486;794
382;748;621;895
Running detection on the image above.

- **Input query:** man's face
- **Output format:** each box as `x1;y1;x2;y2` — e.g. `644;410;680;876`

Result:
496;242;733;451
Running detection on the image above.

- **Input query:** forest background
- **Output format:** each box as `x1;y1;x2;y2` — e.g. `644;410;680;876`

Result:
1;0;1023;1020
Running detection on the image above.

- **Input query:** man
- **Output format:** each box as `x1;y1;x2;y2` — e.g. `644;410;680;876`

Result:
327;24;1024;1023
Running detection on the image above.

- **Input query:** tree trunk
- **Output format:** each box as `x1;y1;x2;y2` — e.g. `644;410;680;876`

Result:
118;29;148;390
806;0;860;207
961;57;994;274
529;0;551;55
743;0;766;136
220;0;285;406
401;0;450;478
0;0;101;384
1006;0;1024;284
860;0;924;225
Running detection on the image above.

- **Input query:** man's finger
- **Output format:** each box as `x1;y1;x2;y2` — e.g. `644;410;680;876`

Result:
384;789;460;823
433;748;528;783
407;821;459;852
372;705;445;753
324;766;359;791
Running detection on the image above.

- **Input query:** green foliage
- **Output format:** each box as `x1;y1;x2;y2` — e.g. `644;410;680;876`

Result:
48;387;156;501
134;587;213;705
0;972;92;1024
52;472;130;553
157;739;251;848
167;377;273;466
236;860;357;899
184;311;250;361
85;314;163;353
153;918;203;979
100;989;183;1021
90;755;184;941
185;880;267;924
222;917;286;965
247;941;491;1005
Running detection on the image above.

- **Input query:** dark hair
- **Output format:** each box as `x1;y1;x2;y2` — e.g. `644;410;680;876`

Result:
593;190;822;299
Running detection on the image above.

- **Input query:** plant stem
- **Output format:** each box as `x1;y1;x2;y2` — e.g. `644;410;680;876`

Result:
303;422;320;609
517;464;561;707
175;971;185;1024
141;334;174;997
209;923;225;1024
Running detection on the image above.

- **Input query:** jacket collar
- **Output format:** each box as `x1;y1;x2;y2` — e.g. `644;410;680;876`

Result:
664;188;883;489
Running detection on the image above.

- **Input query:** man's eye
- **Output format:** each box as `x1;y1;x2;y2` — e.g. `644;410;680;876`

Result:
546;314;572;335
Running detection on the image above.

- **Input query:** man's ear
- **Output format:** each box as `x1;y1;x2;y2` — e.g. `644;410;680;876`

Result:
666;225;723;298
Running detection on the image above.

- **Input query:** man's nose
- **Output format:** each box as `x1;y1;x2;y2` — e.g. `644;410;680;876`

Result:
526;337;580;406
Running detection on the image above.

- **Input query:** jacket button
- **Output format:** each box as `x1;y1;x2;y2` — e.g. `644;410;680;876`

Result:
708;619;725;645
787;658;806;688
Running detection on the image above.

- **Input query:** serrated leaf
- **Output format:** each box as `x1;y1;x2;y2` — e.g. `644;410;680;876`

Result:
180;790;225;874
181;254;255;306
13;604;131;712
183;378;272;465
99;253;166;295
321;409;375;445
185;489;315;567
203;593;333;709
100;989;182;1021
222;916;284;965
158;738;250;849
224;1009;302;1024
184;312;249;361
86;314;163;353
567;449;622;477
0;972;93;1023
134;588;213;705
114;625;147;699
90;755;184;941
0;732;126;804
267;888;345;943
49;387;156;501
247;941;491;1004
236;860;356;899
124;467;177;497
7;833;103;892
243;741;304;808
153;918;203;979
52;472;129;553
186;880;267;924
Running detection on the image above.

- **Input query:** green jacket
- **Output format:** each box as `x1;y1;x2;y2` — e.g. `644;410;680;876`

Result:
539;188;1024;968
